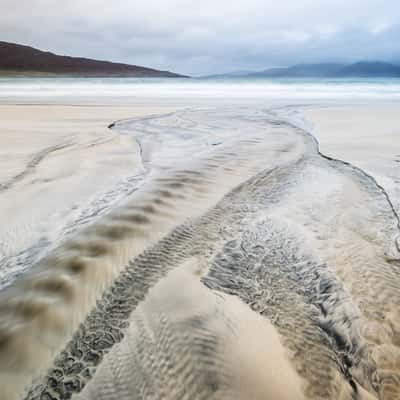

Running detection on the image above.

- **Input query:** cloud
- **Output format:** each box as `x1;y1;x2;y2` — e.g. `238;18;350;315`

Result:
370;22;392;35
1;0;400;75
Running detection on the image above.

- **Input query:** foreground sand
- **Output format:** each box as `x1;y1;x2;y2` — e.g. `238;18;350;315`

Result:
305;105;400;214
0;104;178;287
306;105;400;168
0;103;399;400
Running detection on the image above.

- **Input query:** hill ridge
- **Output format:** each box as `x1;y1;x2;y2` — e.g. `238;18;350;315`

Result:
0;41;186;77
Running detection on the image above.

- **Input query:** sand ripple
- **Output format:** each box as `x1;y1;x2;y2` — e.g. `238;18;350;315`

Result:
0;107;398;400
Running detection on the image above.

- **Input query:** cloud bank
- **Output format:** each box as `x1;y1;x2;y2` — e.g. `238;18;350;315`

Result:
1;0;400;75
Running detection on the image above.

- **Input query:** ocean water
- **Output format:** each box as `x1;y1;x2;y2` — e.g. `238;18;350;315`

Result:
0;76;400;103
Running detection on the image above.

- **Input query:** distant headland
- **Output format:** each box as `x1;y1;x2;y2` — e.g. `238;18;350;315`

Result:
0;41;186;77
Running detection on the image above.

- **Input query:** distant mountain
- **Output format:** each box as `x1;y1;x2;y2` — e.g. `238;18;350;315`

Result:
336;62;400;77
204;62;400;79
251;63;346;78
0;41;186;77
202;70;256;79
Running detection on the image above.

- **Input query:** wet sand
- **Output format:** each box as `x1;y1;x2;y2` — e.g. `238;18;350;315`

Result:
0;104;399;400
0;104;178;287
305;105;400;214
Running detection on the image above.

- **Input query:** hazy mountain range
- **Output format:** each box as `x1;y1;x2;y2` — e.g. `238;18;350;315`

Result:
203;62;400;79
0;41;185;77
1;41;400;79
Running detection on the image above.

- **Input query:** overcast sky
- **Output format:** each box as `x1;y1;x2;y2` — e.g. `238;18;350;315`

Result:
1;0;400;75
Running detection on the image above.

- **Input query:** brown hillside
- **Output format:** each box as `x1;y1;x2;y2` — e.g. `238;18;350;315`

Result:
0;41;185;77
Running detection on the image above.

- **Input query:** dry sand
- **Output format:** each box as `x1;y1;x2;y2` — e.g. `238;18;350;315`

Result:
305;105;400;213
305;105;400;167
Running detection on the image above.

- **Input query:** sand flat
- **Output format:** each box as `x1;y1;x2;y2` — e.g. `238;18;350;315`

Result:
305;105;400;165
0;103;399;400
0;104;178;181
0;104;179;285
305;105;400;213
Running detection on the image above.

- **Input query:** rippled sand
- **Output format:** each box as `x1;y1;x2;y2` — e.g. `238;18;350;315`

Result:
0;104;177;288
0;105;399;400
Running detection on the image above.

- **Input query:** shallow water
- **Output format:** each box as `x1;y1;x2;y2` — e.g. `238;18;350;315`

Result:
0;106;399;400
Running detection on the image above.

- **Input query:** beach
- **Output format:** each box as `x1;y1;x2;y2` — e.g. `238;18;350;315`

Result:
305;105;400;214
0;104;179;287
0;82;399;400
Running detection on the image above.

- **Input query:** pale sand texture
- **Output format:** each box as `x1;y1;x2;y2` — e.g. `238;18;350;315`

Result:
0;105;178;284
77;262;306;400
0;105;167;181
0;104;399;400
1;107;307;399
305;105;400;166
305;105;400;212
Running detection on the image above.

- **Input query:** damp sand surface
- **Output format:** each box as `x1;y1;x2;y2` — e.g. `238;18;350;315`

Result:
0;104;178;287
305;105;400;214
0;103;399;400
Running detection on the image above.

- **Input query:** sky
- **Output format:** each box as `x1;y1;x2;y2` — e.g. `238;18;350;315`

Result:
1;0;400;76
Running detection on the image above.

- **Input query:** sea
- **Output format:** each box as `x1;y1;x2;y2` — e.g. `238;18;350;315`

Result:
0;76;400;103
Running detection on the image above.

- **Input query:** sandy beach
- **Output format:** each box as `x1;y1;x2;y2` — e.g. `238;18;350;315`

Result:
0;100;399;400
0;104;179;286
305;105;400;214
2;0;400;397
